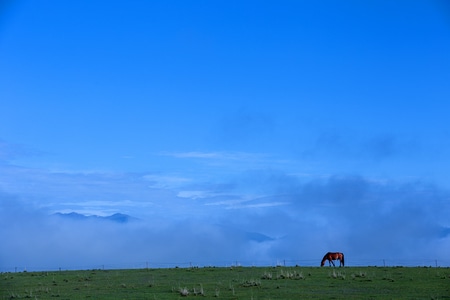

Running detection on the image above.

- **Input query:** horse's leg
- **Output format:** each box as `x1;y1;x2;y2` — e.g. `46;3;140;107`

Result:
330;259;335;267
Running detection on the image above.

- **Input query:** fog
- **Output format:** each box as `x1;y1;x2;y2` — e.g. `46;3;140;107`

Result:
2;174;449;271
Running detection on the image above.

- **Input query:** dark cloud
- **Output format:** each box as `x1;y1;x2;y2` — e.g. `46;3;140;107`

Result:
306;131;421;162
363;135;398;160
361;134;420;161
213;108;276;149
440;227;450;238
202;172;450;264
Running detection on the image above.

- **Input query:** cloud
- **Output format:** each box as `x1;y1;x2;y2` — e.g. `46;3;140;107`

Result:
176;190;229;199
0;164;185;219
361;134;420;161
0;140;44;162
143;174;191;189
162;151;276;165
1;159;450;270
0;192;277;270
167;151;223;159
214;108;276;148
205;195;289;210
440;227;450;238
291;177;449;259
307;131;420;162
210;173;450;263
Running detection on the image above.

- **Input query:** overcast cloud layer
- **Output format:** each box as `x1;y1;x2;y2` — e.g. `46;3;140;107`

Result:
1;1;450;270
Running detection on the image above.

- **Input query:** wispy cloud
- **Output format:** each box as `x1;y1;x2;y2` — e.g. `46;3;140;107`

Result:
166;151;223;159
162;150;273;162
225;201;289;210
205;194;289;210
176;190;226;199
0;140;44;162
143;174;191;189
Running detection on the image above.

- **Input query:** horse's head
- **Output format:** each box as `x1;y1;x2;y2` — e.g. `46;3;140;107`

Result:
320;261;325;267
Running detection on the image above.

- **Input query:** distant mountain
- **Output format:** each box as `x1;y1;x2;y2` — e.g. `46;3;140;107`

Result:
53;212;138;223
440;227;450;238
217;224;276;243
104;213;136;223
245;232;275;243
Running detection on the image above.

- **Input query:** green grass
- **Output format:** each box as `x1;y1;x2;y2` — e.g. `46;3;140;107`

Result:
1;266;449;299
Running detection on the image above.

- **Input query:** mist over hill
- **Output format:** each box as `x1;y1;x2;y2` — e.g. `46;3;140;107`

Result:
53;212;138;223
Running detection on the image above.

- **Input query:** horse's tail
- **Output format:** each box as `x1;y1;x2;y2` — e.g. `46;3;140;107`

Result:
341;253;345;267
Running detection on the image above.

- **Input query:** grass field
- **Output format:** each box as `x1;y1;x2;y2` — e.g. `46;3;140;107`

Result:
2;266;449;299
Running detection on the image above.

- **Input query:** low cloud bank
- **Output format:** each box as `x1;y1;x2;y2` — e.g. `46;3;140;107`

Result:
1;175;449;271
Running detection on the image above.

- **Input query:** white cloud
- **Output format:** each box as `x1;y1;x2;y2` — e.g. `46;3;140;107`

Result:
177;190;214;199
161;151;278;164
225;201;289;209
167;151;222;159
143;174;191;189
205;194;289;210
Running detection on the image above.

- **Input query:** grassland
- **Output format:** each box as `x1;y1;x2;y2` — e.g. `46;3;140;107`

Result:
2;266;449;299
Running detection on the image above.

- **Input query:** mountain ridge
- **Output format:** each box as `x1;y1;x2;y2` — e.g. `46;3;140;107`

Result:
53;212;138;223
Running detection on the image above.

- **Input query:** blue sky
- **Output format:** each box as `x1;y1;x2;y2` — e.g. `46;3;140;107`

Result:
1;0;450;270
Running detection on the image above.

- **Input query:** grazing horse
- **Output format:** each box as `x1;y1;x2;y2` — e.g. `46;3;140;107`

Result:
321;252;345;267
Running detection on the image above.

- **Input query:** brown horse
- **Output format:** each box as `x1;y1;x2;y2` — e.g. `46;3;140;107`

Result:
321;252;345;267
